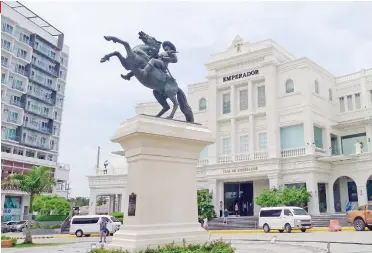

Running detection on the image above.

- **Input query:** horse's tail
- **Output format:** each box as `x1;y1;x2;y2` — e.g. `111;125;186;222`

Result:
177;88;194;123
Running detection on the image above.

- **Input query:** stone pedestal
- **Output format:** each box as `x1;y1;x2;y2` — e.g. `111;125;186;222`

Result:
106;115;213;252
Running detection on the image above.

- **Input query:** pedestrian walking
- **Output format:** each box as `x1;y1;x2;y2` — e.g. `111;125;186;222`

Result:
223;209;229;224
99;217;108;243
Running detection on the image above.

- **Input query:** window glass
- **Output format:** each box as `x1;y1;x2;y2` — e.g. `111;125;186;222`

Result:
222;93;231;114
285;79;294;93
347;95;353;111
260;209;282;217
239;89;248;111
314;80;319;94
257;86;266;107
258;133;267;151
339;97;345;112
199;98;207;111
355;93;361;109
293;209;308;215
222;138;231;155
239;135;249;153
284;209;292;216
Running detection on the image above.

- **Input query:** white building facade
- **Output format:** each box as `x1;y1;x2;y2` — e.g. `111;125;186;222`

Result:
88;36;372;216
1;2;70;222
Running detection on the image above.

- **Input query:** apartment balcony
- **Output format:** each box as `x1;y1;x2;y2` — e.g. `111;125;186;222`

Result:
30;73;56;91
1;133;20;142
13;67;28;77
197;151;270;167
33;43;58;62
23;121;52;135
1;24;14;36
26;105;52;119
6;79;26;93
27;90;55;105
21;138;50;150
1;43;13;53
1;60;10;68
31;59;59;78
336;108;372;127
9;99;24;109
15;49;28;62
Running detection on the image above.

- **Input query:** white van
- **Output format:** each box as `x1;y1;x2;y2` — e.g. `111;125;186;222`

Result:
258;206;312;233
70;215;122;237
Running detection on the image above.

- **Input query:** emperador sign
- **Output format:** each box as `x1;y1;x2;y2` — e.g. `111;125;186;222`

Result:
223;69;259;82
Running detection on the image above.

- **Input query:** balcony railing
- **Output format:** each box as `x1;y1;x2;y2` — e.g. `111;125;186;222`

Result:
23;121;52;134
13;67;27;77
16;49;27;60
1;60;9;68
30;74;56;90
26;105;52;119
8;80;25;92
254;150;269;159
1;25;14;36
22;138;50;149
1;44;12;53
34;43;57;61
28;90;55;104
9;100;24;108
1;134;20;142
281;147;306;158
32;59;58;76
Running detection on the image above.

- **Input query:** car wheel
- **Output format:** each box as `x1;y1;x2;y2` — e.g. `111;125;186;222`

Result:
75;230;83;237
301;228;306;232
285;223;292;233
278;230;284;233
263;224;270;233
20;228;23;232
354;219;366;231
368;226;372;231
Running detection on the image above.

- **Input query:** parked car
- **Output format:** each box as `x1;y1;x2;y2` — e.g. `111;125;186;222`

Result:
259;206;312;233
2;221;18;232
347;204;372;231
13;220;28;232
69;215;121;237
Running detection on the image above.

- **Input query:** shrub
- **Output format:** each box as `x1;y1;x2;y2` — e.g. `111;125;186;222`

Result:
35;214;68;221
89;240;233;253
255;186;311;207
110;212;124;218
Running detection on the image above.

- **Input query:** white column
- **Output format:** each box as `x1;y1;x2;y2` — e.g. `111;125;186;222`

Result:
324;126;331;155
207;76;218;165
249;115;255;159
109;195;115;214
207;179;218;215
360;69;369;109
231;118;236;159
306;175;320;215
230;85;236;116
357;184;368;207
248;80;253;113
327;182;335;213
89;190;97;215
264;65;280;158
366;125;372;152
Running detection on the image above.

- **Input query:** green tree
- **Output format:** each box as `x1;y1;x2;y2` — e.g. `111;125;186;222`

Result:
255;186;311;208
197;189;216;220
10;166;56;243
97;196;107;206
255;188;281;207
69;197;89;207
33;195;70;215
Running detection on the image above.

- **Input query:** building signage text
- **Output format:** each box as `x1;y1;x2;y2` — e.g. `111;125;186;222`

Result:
223;166;258;174
223;70;259;82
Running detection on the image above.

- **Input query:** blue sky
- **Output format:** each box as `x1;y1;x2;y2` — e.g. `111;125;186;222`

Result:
24;1;372;197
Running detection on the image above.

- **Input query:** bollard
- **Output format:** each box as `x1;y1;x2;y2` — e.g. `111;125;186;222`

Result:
327;242;331;253
271;236;277;244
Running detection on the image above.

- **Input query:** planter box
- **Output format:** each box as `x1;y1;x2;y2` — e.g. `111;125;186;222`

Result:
1;240;13;248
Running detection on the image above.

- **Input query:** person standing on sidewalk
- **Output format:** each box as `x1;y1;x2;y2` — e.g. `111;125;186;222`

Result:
223;209;229;224
99;217;108;243
219;201;223;217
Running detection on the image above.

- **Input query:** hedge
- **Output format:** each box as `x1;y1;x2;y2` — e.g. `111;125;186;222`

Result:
35;215;68;221
110;212;124;218
90;240;234;253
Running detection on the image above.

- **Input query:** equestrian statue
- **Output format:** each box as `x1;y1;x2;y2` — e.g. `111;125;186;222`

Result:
100;31;194;123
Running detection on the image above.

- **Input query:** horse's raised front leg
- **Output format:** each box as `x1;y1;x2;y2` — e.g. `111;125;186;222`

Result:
103;36;134;59
100;51;130;71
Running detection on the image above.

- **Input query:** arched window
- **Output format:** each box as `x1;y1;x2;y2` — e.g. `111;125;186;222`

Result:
285;79;294;94
314;80;319;94
328;88;333;101
199;98;207;111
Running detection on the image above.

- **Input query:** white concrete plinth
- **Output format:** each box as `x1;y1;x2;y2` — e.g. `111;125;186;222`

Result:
106;115;213;252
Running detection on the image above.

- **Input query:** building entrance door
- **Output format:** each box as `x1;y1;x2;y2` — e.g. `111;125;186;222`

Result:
224;182;253;216
318;183;327;213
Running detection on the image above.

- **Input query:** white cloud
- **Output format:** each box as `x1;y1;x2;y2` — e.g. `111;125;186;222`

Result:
21;1;372;197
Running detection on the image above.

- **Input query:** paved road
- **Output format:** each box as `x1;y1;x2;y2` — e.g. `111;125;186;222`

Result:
2;231;372;253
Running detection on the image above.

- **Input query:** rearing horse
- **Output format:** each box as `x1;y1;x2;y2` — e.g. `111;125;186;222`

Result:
100;32;194;123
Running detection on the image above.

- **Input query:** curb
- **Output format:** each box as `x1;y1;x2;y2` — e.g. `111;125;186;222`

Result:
209;227;357;234
11;235;54;239
53;234;100;238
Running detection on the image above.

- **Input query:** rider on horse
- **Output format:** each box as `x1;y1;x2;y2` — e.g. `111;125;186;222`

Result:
122;41;178;80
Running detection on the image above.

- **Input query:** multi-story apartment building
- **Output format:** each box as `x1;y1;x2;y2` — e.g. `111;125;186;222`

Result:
1;2;70;222
87;35;372;216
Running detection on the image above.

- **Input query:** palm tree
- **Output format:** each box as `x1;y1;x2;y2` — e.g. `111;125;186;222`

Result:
10;166;56;243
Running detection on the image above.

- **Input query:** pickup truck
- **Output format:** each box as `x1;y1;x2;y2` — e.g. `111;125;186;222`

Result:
347;204;372;231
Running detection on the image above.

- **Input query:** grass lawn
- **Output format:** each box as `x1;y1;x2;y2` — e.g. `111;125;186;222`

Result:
13;242;74;248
